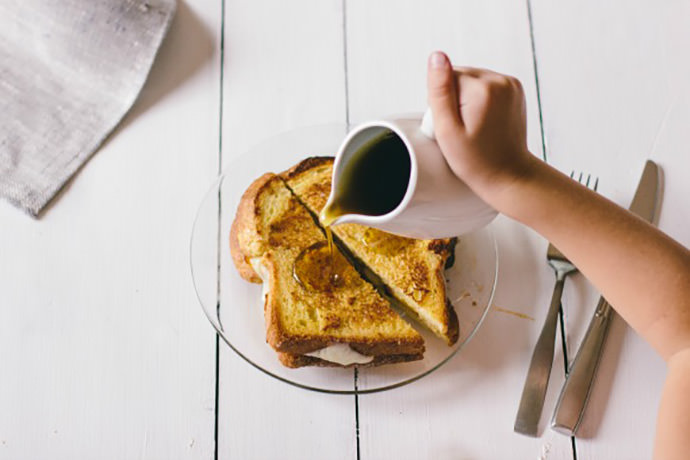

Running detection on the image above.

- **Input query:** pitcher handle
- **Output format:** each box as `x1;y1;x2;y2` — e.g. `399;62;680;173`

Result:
420;108;436;140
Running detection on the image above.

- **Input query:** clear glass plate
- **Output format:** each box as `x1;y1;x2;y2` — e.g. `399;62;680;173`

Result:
190;124;498;394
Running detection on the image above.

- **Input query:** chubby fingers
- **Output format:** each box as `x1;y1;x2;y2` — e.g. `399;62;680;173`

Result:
427;51;526;139
427;54;491;133
454;65;525;108
427;51;462;134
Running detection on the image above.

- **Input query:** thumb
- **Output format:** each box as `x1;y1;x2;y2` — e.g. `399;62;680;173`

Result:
427;51;462;132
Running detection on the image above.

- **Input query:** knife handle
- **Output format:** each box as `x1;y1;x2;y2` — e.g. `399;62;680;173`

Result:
551;297;613;436
514;273;567;436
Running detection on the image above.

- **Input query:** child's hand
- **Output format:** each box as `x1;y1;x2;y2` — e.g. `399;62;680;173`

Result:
427;51;535;207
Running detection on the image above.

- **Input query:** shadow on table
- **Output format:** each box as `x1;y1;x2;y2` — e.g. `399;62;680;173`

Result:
572;313;627;439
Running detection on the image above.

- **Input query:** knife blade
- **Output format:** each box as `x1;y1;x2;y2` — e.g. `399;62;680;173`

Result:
550;160;661;436
629;160;661;223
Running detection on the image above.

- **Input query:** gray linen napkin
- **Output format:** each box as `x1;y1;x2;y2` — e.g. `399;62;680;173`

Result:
0;0;176;217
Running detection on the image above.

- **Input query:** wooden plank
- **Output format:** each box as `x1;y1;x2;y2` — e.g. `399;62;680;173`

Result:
0;1;221;458
529;0;690;458
358;217;577;460
346;0;574;458
216;1;356;459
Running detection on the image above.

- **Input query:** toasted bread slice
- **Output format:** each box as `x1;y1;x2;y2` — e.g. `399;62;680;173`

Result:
229;172;424;368
281;157;459;345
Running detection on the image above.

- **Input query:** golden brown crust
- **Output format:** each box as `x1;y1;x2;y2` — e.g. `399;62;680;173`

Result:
280;156;334;181
431;239;460;345
427;238;456;259
259;252;283;353
278;351;424;368
229;172;278;283
267;333;425;356
266;303;425;355
444;298;460;345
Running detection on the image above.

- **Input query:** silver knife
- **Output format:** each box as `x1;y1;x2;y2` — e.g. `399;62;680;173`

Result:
550;160;661;436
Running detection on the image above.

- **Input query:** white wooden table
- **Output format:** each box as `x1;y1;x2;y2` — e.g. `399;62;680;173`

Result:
2;1;688;458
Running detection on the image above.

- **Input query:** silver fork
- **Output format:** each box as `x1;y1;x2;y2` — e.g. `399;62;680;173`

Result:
514;173;597;437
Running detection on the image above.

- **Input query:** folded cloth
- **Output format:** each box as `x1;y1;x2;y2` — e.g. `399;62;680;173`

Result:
0;0;176;217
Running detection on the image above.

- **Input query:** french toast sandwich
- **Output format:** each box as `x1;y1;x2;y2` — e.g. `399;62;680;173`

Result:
229;171;425;368
281;157;459;345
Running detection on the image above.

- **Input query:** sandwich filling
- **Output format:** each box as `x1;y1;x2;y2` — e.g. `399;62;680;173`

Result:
305;344;374;365
249;257;270;302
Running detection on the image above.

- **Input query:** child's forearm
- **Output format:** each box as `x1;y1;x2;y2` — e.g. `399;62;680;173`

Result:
654;349;690;460
426;51;690;457
493;157;690;361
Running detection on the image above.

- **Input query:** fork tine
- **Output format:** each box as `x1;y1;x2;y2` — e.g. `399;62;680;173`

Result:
571;171;599;190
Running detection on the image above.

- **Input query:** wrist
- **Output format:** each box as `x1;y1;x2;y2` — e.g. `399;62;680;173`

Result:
469;151;543;214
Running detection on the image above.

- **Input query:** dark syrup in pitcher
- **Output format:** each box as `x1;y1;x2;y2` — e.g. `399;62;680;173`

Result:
293;129;411;292
321;130;411;225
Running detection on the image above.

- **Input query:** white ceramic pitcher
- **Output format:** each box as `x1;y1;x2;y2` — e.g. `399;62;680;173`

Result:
324;109;497;239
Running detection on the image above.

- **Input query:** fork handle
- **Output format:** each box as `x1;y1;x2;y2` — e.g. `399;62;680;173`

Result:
514;272;567;436
551;297;613;436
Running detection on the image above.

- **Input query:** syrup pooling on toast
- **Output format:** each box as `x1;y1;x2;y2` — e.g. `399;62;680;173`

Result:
361;227;414;255
293;241;355;292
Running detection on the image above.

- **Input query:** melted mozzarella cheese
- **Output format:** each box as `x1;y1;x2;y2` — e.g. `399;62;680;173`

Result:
305;344;373;365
